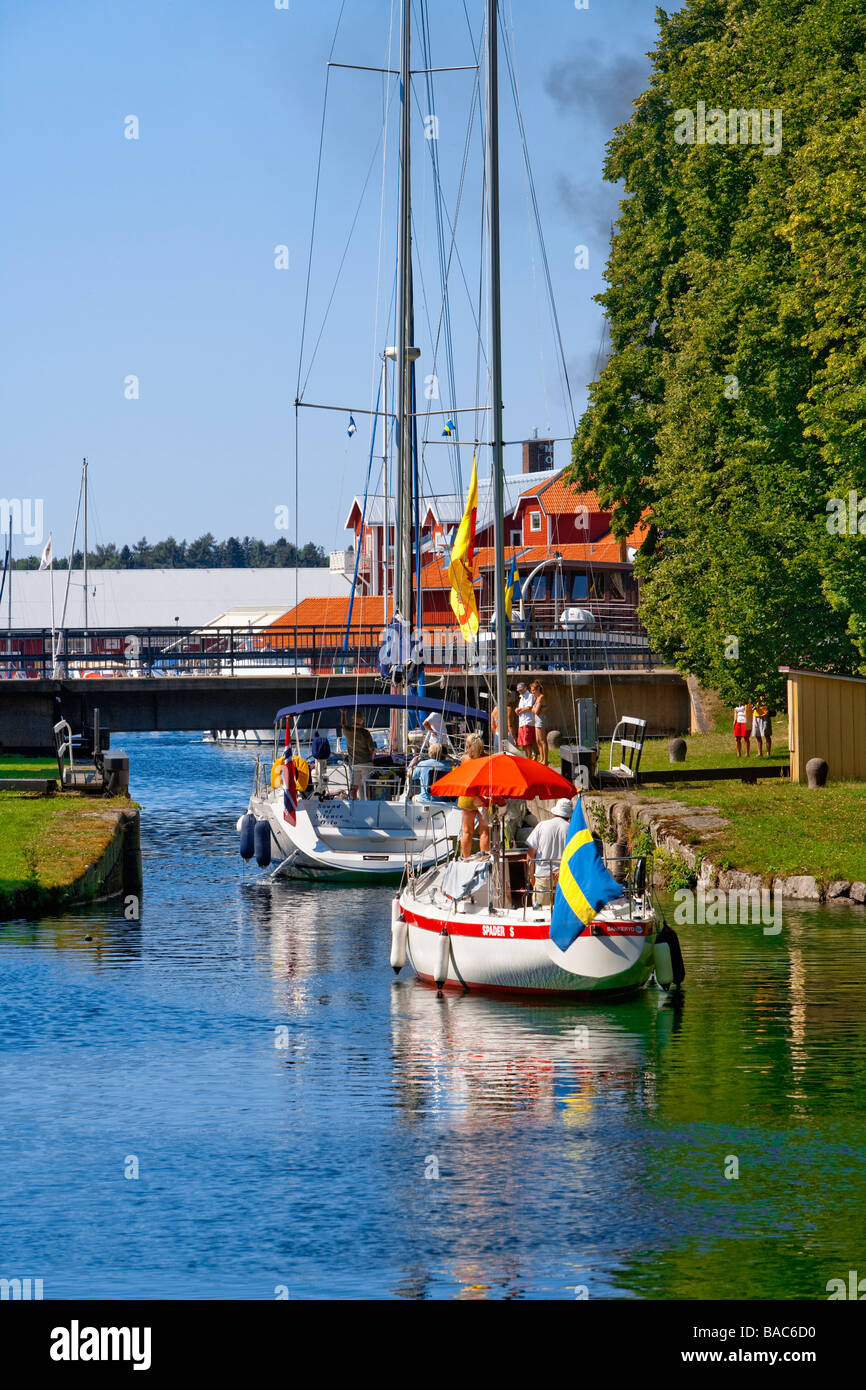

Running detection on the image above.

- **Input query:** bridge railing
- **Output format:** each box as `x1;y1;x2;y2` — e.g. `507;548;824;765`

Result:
0;620;660;678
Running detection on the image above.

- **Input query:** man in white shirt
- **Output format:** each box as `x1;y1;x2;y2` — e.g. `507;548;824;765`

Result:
516;682;536;758
525;798;573;906
417;708;455;758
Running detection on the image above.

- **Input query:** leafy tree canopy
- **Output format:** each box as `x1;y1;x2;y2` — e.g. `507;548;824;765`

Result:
568;0;866;705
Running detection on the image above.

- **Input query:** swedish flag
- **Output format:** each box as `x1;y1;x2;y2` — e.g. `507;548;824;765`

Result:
441;418;456;437
550;799;625;951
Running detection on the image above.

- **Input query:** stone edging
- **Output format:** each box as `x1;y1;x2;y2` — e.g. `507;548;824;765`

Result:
584;794;865;906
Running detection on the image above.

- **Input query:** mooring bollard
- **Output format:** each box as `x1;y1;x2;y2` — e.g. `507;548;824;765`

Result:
806;757;828;788
668;737;687;763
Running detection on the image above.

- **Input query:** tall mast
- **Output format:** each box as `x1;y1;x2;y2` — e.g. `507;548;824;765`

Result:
382;352;389;614
82;457;89;637
395;0;415;632
6;519;11;660
486;0;507;746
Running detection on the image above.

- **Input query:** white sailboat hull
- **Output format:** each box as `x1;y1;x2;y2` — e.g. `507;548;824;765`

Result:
398;886;657;996
248;790;462;882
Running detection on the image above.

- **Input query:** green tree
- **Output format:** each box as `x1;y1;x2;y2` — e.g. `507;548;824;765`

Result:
568;0;866;705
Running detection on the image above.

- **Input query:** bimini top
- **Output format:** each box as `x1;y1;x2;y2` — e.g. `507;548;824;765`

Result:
274;693;488;725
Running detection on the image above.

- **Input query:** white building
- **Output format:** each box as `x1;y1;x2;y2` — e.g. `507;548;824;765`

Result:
1;568;345;630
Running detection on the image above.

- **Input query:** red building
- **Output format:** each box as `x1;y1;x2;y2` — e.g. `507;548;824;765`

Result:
322;460;646;632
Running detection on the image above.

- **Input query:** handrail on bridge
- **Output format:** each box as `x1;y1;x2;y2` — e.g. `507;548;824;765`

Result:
0;616;658;679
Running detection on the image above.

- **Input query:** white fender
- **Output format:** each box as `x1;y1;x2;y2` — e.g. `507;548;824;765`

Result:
390;901;408;972
653;940;674;988
434;929;450;987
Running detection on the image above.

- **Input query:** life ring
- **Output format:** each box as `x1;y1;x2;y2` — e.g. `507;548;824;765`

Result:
270;754;310;793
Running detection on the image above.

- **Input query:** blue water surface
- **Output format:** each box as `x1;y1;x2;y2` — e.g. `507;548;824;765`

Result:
1;732;865;1300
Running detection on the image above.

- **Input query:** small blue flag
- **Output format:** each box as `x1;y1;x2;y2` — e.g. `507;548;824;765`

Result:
347;415;357;438
550;799;625;951
441;419;456;437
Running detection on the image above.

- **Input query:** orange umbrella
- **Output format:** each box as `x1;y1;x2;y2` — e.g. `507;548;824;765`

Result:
430;753;576;803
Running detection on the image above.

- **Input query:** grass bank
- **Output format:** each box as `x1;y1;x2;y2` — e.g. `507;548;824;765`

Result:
0;787;140;920
550;722;864;884
600;719;790;773
634;779;865;883
0;753;58;779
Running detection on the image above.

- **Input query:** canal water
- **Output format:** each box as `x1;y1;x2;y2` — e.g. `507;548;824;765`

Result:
1;731;864;1300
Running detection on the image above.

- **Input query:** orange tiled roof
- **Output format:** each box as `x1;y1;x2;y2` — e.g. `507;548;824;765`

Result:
418;557;481;590
474;539;626;568
624;514;651;549
267;595;388;628
517;471;605;515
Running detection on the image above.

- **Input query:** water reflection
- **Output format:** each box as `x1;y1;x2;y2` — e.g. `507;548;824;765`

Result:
0;732;864;1299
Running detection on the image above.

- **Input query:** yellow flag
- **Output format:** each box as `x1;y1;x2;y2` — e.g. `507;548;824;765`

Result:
447;455;479;639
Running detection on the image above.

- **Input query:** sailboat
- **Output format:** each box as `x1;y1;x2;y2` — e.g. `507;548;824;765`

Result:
239;691;484;882
391;1;681;997
237;1;495;883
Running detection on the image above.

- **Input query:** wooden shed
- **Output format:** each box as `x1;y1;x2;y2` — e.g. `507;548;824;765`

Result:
781;667;866;783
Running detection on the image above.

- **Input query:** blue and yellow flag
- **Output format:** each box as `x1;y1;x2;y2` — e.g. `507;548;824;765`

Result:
550;799;624;951
504;555;521;624
447;455;479;639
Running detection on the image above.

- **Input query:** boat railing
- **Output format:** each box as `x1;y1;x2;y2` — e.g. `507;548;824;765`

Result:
601;850;654;922
362;770;404;803
404;807;457;890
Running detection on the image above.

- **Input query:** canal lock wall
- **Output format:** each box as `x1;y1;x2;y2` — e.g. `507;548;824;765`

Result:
583;794;866;907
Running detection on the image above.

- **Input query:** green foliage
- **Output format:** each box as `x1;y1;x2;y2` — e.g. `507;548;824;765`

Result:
569;0;866;705
654;847;699;891
631;823;655;858
586;798;612;840
13;535;328;571
21;841;40;885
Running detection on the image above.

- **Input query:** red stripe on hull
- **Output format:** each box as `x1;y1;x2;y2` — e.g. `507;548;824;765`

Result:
401;906;650;941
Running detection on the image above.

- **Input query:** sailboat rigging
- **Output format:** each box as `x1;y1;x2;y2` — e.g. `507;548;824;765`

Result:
391;0;681;997
237;0;486;882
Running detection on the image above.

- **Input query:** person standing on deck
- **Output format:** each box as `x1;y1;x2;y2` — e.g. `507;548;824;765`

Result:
458;732;490;858
341;709;376;800
415;707;455;759
525;797;572;906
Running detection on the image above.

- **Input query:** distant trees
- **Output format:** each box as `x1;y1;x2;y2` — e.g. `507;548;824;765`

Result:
12;535;328;570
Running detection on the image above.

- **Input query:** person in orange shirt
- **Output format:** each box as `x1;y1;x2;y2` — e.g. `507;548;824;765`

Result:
752;700;772;757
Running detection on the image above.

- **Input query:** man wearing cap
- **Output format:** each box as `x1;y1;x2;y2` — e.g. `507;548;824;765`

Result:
525;798;573;906
516;682;536;757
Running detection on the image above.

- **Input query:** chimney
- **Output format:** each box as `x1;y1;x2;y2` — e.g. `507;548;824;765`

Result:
522;437;555;474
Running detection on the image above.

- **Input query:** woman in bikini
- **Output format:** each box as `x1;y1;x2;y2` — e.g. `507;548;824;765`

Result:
531;681;549;766
458;732;490;858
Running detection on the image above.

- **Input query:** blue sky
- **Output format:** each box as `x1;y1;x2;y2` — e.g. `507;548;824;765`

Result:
0;0;659;557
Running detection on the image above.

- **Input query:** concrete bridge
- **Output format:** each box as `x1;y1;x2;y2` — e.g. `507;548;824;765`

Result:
0;671;690;752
